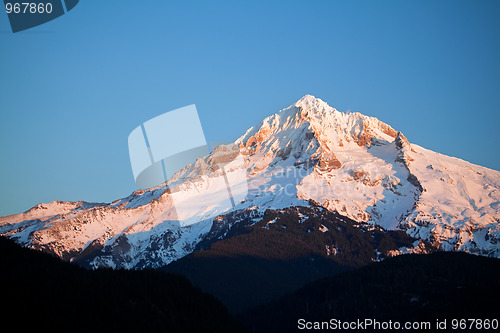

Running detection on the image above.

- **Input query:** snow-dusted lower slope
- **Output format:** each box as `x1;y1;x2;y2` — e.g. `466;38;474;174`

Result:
1;95;499;267
0;178;242;268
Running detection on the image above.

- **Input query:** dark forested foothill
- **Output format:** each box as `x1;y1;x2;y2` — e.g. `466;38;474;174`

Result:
0;237;247;333
239;252;500;333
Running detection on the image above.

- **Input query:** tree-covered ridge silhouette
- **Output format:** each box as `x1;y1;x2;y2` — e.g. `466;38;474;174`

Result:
0;236;247;333
239;252;500;333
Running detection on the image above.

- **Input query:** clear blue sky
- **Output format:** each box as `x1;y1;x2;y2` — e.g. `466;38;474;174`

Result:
1;0;499;216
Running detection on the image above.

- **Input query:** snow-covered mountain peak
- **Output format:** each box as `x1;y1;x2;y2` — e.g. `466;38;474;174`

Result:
1;95;499;268
236;95;398;159
293;94;333;113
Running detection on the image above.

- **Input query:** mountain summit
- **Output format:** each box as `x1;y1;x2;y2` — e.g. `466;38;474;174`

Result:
1;95;499;268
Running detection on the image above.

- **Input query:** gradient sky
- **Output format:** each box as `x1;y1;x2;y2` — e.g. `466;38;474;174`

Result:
1;0;499;216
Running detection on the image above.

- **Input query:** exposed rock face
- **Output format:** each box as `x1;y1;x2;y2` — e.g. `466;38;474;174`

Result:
395;131;410;150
